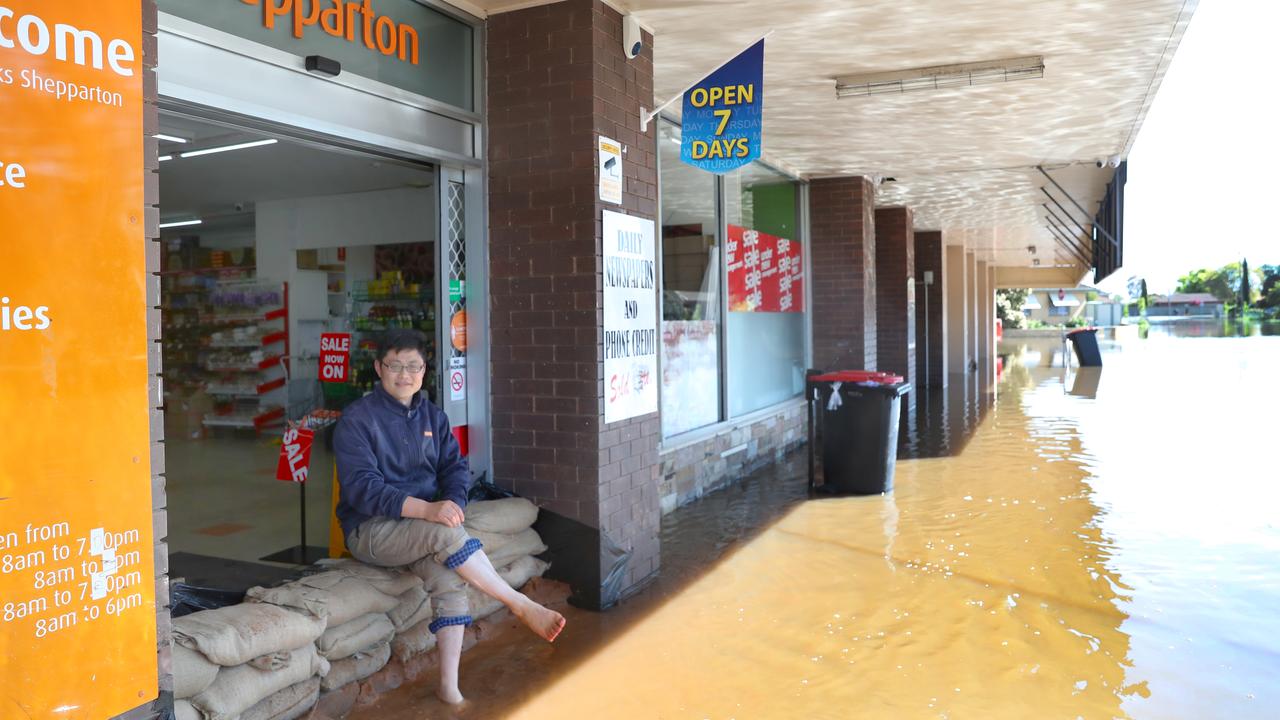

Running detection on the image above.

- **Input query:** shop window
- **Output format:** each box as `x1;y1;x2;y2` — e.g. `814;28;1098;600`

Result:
658;121;722;437
724;165;805;418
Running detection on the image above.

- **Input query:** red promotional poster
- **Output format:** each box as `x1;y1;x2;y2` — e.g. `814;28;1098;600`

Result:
276;427;315;483
319;333;352;383
726;224;804;313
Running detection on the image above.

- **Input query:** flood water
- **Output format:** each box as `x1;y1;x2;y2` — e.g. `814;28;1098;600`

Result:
361;330;1280;719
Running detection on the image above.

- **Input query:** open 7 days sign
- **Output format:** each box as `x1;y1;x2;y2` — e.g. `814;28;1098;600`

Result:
602;210;658;423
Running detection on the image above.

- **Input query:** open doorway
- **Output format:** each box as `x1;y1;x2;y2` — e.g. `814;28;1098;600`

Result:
158;111;439;586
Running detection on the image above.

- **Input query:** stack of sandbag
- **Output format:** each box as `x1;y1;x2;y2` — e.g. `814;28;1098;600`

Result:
171;603;328;720
247;563;423;694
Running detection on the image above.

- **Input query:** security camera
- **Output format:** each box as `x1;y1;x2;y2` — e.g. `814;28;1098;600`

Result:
623;15;643;59
234;202;246;212
1095;159;1106;168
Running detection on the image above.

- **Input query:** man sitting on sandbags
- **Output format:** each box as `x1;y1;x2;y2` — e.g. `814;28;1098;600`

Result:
333;329;566;705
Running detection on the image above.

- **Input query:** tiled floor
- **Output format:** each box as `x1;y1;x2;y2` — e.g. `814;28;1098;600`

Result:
165;426;335;574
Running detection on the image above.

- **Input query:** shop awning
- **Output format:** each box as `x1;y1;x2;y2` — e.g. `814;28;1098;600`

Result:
1021;294;1043;310
1049;292;1080;308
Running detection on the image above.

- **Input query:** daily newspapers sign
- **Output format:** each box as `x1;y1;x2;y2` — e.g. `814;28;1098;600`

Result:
680;38;764;174
602;210;658;423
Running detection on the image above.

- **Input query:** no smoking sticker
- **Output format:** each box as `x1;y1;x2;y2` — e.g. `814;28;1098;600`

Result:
450;369;466;401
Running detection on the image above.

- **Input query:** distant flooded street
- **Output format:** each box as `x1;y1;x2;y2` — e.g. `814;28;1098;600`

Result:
362;330;1280;719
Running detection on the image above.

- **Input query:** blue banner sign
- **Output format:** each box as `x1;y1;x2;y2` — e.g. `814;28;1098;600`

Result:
681;39;764;174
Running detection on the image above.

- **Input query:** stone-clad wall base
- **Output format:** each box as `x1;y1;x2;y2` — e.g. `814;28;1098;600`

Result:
658;402;806;515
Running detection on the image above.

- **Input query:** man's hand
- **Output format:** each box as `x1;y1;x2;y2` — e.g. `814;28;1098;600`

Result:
404;497;465;527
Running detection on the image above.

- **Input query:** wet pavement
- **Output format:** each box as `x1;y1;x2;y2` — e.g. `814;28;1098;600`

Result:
355;330;1280;719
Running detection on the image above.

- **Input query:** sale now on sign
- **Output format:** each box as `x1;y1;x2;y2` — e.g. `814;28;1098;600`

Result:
319;333;351;383
277;427;315;483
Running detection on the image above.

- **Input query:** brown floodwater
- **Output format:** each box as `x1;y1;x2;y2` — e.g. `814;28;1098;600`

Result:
359;332;1280;719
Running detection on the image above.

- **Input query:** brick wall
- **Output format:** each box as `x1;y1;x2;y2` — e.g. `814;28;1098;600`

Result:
809;177;877;371
874;207;915;387
487;0;660;600
913;231;947;387
659;402;806;513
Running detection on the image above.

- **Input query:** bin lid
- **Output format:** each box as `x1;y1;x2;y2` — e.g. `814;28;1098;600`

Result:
1066;327;1098;336
809;370;905;385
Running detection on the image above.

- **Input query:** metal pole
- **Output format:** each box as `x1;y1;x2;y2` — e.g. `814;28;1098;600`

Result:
299;480;307;563
1037;165;1119;249
1043;210;1091;263
1044;218;1090;266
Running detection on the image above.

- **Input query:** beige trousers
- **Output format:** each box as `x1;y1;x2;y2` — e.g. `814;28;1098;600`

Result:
347;517;479;629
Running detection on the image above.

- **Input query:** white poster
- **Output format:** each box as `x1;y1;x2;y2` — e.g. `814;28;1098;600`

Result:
598;136;623;205
602;210;658;423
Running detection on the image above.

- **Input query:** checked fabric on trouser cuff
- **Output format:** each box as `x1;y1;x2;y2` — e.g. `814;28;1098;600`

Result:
347;517;485;633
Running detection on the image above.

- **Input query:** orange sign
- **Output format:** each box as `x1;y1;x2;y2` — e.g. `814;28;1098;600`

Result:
0;2;157;717
240;0;421;64
450;309;468;352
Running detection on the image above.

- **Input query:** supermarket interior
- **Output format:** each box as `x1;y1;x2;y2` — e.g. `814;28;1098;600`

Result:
156;111;444;580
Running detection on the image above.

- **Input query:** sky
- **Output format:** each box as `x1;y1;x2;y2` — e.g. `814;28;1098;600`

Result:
1103;0;1280;295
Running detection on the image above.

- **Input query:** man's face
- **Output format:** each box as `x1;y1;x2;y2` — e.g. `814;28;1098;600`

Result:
375;349;427;405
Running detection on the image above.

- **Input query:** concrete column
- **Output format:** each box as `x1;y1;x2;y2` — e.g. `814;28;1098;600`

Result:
965;251;978;374
810;177;877;371
945;245;968;379
976;261;991;372
988;264;998;383
874;207;915;387
914;231;947;388
488;0;659;606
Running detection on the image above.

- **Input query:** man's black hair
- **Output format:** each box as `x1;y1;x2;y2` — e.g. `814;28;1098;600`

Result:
377;329;429;362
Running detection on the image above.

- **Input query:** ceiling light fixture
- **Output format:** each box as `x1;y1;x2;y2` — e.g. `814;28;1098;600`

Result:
179;138;278;159
154;134;189;143
159;219;203;229
158;155;173;162
835;55;1044;98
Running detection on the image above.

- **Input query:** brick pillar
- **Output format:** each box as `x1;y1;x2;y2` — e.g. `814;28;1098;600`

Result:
874;207;915;387
809;177;877;371
487;0;660;607
944;244;968;378
914;231;947;388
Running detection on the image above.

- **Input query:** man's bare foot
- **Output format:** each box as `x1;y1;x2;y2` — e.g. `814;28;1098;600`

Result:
437;685;465;705
513;598;566;642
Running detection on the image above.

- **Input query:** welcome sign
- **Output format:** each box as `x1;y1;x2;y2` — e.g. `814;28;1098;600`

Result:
680;39;764;174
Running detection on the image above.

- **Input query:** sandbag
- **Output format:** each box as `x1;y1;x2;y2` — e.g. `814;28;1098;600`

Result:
174;699;199;720
321;642;392;692
463;497;539;534
191;646;329;720
391;619;438;664
247;572;400;627
241;676;321;720
174;604;326;667
173;644;220;699
474;528;548;568
248;651;292;672
316;613;396;661
311;559;424;597
387;585;433;633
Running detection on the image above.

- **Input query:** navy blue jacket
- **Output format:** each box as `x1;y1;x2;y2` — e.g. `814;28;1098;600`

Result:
333;385;471;539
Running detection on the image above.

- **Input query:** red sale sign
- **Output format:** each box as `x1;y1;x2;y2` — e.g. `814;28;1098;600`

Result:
319;333;351;383
726;224;804;313
276;427;315;483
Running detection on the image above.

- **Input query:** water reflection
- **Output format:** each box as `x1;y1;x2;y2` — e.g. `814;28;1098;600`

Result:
897;372;996;459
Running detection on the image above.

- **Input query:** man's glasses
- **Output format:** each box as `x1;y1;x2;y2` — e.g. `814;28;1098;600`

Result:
381;361;426;375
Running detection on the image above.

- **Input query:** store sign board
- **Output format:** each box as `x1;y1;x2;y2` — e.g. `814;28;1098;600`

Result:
680;39;764;174
602;210;658;423
158;0;475;110
277;427;316;483
319;332;351;383
0;2;158;717
726;224;804;313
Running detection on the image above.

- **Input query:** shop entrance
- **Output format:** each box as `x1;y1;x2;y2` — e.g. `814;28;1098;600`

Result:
157;111;447;583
